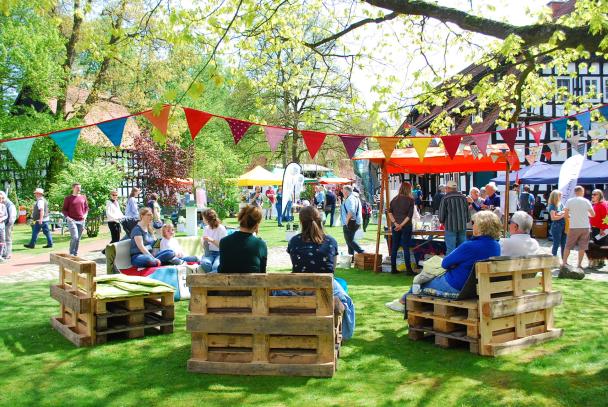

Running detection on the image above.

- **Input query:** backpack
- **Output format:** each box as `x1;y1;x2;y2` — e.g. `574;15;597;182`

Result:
362;202;372;216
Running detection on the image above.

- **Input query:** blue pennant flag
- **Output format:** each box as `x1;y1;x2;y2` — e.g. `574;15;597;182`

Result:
598;106;608;120
410;127;418;136
50;128;80;161
97;117;127;147
552;118;568;140
576;111;591;131
4;138;36;168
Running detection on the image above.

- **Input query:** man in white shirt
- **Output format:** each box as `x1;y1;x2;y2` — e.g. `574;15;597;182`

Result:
563;186;595;268
499;211;541;256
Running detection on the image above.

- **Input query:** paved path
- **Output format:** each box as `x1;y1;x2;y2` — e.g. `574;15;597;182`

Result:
1;237;607;284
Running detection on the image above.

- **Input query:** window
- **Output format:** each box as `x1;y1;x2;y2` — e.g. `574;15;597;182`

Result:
604;78;608;102
555;77;571;93
582;77;600;101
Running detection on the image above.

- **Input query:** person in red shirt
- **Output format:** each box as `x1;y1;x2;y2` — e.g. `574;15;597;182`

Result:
62;183;89;256
588;189;608;268
265;187;276;219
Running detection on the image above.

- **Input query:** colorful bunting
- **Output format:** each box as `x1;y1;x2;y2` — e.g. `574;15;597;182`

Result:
225;118;254;145
569;134;580;148
340;135;365;159
4;138;35;168
490;154;499;163
410;137;431;162
264;127;289;152
183;108;213;140
142;105;171;135
498;128;517;151
50;129;80;161
377;137;400;159
441;135;462;159
599;106;608;120
470;144;480;159
543;151;552;161
527;123;544;145
472;133;490;156
548;140;561;156
576;111;591;131
525;154;536;165
97;117;127;147
506;152;518;167
553;118;568;140
410;127;418;136
301;130;327;159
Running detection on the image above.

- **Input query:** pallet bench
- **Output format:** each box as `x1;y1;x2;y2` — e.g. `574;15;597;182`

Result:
50;253;175;346
186;273;342;377
407;255;563;356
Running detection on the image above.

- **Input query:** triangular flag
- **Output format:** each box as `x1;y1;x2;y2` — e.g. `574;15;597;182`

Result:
507;151;518;167
569;134;580;148
225;118;254;145
548;140;561;156
490;154;499;163
574;143;586;156
50;129;80;161
461;135;475;145
498;128;517;151
377;137;400;159
576;111;591;131
264;127;289;152
515;145;525;162
527;123;544;145
97;117;127;147
598;106;608;120
4;138;35;168
142;105;171;135
472;133;490;155
183;108;213;140
470;144;480;159
553;118;568;140
301;130;327;159
525;154;536;165
340;135;365;159
543;151;552;161
441;135;462;159
410;127;418;136
410;137;431;162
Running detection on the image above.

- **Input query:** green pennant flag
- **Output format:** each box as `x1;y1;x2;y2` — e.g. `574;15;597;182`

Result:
50;128;80;161
4;137;36;168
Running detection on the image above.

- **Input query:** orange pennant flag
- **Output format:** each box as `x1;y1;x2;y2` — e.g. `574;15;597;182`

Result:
377;137;400;159
142;105;171;135
410;137;431;162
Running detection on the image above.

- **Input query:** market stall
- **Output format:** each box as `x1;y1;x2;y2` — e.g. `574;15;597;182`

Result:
237;165;283;186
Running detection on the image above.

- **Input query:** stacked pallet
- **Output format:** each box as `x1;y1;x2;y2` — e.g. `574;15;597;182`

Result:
354;253;382;271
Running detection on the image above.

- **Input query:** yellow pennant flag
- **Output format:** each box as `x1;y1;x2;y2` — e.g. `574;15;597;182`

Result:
410;137;431;162
377;137;400;159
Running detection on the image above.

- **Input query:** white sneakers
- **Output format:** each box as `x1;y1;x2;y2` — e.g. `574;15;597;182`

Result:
385;299;405;313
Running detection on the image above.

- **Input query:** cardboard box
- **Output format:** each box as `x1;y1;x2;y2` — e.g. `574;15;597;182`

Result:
532;221;548;238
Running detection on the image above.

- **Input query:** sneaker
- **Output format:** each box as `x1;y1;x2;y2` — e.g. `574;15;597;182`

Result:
23;244;35;249
43;245;53;248
385;299;405;313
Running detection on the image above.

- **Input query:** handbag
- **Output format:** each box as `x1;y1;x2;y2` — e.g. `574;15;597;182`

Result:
346;198;360;233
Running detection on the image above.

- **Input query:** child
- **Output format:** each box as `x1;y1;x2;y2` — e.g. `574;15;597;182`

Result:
200;209;227;273
159;224;200;264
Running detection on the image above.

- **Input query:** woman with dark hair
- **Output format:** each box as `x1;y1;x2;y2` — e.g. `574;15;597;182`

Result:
287;206;338;273
388;182;415;274
218;205;267;273
146;192;163;229
200;209;227;272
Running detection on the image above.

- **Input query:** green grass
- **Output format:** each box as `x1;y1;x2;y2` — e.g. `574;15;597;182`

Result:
1;271;606;406
10;223;110;256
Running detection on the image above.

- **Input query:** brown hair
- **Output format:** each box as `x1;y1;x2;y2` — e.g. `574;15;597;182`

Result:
148;193;158;201
203;208;221;229
592;189;605;202
129;187;141;198
398;182;413;198
238;205;263;230
299;206;325;244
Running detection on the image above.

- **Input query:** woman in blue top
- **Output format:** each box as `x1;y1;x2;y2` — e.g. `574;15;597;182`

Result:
547;190;567;258
287;206;338;273
130;207;180;268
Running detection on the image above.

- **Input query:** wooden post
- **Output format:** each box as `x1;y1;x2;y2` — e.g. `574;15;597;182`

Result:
504;159;511;237
384;166;391;251
374;162;386;273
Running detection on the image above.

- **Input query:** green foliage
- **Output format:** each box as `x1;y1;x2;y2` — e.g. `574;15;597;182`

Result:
47;159;124;237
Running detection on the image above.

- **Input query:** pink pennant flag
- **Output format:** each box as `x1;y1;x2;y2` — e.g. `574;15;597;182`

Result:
340;135;365;158
527;123;544;145
264;127;289;152
498;128;517;152
225;118;254;144
301;130;327;159
472;133;490;156
441;135;462;160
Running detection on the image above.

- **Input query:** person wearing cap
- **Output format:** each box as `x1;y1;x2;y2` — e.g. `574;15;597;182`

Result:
438;180;470;255
24;188;53;249
62;183;89;256
0;191;16;260
431;184;445;214
499;211;541;256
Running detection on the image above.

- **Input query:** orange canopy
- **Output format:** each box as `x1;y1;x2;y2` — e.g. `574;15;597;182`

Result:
353;144;520;174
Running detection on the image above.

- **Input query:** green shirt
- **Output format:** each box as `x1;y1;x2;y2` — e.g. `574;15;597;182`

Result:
218;231;268;273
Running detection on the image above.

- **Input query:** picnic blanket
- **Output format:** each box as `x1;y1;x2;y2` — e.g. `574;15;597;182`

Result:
94;274;175;300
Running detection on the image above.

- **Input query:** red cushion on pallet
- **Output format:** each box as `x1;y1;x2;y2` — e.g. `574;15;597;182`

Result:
119;266;164;277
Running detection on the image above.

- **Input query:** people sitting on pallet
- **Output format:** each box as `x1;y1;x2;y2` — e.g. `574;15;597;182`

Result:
159;223;200;264
499;211;541;256
218;205;267;273
285;205;354;340
130;207;182;268
385;211;502;312
200;208;227;273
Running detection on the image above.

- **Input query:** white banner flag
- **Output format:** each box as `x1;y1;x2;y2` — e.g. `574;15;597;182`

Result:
558;154;586;202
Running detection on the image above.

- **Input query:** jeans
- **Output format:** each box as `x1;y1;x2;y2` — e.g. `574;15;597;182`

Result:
277;201;293;225
550;219;567;257
402;273;459;302
201;251;220;273
324;205;336;227
342;225;364;255
391;224;413;270
131;249;177;268
444;230;467;255
3;223;12;257
180;256;200;263
67;218;85;256
29;221;53;247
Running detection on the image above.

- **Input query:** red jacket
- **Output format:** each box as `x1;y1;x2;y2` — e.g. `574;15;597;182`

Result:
590;201;608;230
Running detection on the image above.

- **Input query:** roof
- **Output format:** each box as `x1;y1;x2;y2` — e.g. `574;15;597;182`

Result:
237;166;283;186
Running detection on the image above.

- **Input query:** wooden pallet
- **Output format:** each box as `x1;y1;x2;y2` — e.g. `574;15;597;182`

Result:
95;292;174;344
406;295;479;353
354;253;382;271
186;273;341;377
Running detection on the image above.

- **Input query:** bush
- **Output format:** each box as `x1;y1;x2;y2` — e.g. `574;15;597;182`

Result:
47;159;124;237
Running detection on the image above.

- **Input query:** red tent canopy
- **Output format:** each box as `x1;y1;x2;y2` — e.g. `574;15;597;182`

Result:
353;144;520;174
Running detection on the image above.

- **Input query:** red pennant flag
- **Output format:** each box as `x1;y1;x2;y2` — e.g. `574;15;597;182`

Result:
340;135;365;158
142;105;171;135
527;123;544;145
264;127;289;152
301;130;327;159
543;151;552;161
183;108;213;140
441;135;462;159
472;133;490;156
498;128;517;152
225;118;254;144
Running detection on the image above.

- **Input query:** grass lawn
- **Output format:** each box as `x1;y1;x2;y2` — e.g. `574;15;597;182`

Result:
10;223;110;256
1;270;606;406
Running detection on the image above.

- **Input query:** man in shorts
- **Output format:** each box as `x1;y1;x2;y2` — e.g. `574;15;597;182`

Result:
563;186;595;268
